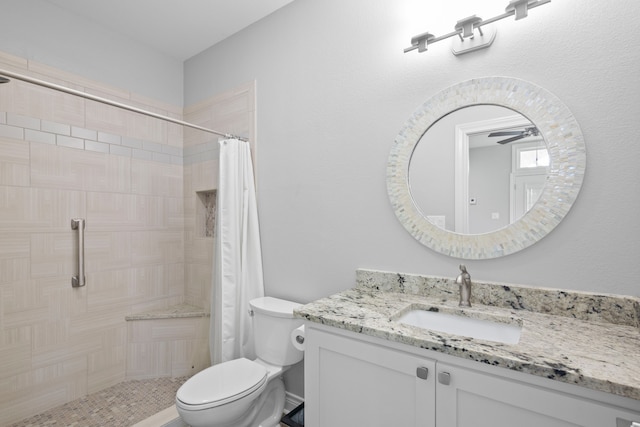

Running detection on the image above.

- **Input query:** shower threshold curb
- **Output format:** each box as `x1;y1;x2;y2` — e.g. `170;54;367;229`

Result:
132;405;187;427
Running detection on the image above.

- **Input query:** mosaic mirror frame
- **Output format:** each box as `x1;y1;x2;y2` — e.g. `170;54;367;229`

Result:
387;77;586;259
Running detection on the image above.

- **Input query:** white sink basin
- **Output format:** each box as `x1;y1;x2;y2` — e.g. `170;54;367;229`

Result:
396;308;522;344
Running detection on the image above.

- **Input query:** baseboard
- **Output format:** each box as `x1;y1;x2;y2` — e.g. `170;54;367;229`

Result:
284;391;304;413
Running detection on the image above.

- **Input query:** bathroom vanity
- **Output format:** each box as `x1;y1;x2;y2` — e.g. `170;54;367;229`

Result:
296;269;640;427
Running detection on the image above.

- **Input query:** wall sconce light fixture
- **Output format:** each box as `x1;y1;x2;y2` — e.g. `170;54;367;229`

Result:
404;0;551;56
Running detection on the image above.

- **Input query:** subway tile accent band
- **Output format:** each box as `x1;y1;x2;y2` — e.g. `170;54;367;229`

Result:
0;111;225;166
0;111;225;165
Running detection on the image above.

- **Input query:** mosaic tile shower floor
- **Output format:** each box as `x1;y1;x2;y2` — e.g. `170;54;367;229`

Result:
9;377;189;427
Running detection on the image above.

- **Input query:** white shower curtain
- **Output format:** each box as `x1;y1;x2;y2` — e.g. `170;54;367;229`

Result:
210;138;264;365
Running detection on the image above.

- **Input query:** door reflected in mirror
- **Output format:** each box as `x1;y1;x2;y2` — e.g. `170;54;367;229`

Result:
408;105;548;235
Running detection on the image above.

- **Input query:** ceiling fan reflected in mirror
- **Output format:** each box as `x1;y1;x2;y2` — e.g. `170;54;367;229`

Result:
488;126;539;144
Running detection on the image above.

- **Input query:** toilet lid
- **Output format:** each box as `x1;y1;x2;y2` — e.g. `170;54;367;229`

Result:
176;358;268;409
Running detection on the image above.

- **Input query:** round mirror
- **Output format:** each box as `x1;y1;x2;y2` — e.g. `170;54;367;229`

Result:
387;77;585;259
409;105;548;234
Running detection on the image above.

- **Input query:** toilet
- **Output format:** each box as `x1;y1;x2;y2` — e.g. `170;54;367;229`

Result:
175;296;304;427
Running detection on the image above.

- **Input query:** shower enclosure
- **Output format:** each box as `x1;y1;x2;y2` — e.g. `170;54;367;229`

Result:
0;51;256;425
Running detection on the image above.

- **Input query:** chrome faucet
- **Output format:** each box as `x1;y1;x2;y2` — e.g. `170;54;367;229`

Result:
456;264;472;307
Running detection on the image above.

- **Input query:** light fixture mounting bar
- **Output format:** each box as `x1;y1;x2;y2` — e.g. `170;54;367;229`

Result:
404;0;551;54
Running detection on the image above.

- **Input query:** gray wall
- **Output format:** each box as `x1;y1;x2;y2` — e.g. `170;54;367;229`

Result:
185;0;640;301
0;0;184;106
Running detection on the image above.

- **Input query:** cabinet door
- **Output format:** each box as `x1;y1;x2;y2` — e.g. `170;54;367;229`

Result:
436;362;640;427
305;327;436;427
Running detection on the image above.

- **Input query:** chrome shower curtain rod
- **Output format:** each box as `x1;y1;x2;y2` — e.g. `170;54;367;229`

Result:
0;68;247;141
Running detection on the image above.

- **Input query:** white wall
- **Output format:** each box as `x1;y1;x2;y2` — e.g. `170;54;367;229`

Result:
185;0;640;301
0;0;184;106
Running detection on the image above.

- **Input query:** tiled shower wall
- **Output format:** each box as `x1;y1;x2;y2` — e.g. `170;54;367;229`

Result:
183;82;256;309
0;51;256;425
0;52;254;426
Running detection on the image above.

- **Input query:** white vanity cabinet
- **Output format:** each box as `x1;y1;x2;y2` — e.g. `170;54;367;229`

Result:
436;362;640;427
304;324;640;427
304;326;436;426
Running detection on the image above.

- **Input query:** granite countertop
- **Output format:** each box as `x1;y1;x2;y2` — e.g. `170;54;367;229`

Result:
294;269;640;401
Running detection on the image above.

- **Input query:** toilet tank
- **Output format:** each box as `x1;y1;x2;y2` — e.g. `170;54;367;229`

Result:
249;297;304;366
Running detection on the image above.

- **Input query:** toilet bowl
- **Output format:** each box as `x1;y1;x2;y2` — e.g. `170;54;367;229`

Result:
175;297;304;427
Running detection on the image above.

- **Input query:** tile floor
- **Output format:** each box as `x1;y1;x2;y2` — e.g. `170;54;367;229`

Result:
9;377;189;427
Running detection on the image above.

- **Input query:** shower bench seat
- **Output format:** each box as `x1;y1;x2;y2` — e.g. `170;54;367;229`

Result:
125;303;209;321
125;304;210;380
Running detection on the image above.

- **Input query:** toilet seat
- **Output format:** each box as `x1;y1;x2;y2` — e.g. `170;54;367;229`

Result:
176;358;268;410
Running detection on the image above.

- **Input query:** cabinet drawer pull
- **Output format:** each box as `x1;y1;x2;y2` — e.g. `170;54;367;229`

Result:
416;366;429;380
438;371;451;385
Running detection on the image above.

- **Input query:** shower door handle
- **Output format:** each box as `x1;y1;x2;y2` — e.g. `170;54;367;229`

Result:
71;218;86;287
